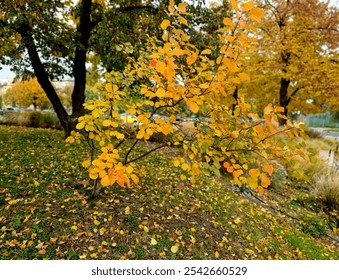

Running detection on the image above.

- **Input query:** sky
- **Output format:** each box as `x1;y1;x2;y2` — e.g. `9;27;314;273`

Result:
0;0;338;79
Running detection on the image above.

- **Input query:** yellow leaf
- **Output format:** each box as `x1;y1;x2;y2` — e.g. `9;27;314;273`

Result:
155;87;166;97
160;19;170;30
187;56;197;65
247;177;258;189
131;174;139;184
105;83;113;92
260;173;271;188
215;251;220;258
101;175;111;187
171;245;179;253
8;199;18;205
94;219;101;226
90;253;97;258
230;0;238;11
76;122;85;130
249;7;264;23
125;206;131;215
143;226;149;233
180;174;187;181
245;248;255;256
178;15;188;25
82;160;91;168
264;103;273;115
38;249;46;255
126;166;134;174
187;100;199;113
238;73;250;81
242;1;254;12
177;2;188;12
173;159;181;167
181;163;189;171
151;238;157;246
136;130;145;139
223;17;235;28
102;120;111;127
230;131;239;139
70;225;78;231
234;217;241;224
201;49;211;55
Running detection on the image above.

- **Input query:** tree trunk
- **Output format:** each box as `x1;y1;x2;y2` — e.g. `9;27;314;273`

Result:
18;24;75;137
231;86;238;115
71;0;93;119
279;77;291;126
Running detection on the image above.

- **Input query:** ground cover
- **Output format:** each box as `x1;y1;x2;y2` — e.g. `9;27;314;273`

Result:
0;125;338;259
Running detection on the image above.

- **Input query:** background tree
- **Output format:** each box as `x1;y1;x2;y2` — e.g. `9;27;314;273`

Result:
238;0;339;124
4;78;51;110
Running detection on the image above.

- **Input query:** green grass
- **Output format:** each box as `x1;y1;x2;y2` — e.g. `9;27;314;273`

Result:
0;125;338;260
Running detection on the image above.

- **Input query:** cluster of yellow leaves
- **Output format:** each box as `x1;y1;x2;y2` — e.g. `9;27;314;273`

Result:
66;0;307;194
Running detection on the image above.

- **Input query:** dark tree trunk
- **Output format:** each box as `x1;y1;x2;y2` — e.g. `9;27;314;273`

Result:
279;77;291;126
17;24;75;137
71;0;93;119
231;86;239;115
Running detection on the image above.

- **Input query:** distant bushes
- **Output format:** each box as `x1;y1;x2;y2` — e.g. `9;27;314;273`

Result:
305;128;323;139
0;111;62;130
312;170;339;211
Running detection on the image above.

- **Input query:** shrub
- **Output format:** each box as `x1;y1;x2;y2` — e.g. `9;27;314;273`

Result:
312;170;339;211
300;216;327;238
0;111;61;130
305;128;322;139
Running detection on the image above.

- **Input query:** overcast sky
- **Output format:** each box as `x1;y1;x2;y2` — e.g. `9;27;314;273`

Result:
0;0;338;79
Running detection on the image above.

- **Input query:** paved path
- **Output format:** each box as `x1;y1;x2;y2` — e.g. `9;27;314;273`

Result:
311;127;339;140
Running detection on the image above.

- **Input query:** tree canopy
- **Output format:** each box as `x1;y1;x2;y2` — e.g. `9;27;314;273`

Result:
238;0;339;123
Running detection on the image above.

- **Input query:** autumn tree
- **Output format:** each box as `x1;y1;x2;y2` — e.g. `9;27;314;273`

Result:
67;0;307;197
4;78;50;110
238;0;339;124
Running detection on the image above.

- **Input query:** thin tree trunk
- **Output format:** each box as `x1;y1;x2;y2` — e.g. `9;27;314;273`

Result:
71;0;93;119
279;77;291;126
231;86;239;115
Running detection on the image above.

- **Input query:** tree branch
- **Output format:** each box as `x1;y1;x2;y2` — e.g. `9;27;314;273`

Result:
118;5;158;14
125;144;168;165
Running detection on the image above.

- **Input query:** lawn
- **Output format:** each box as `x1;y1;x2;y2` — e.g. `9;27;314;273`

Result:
0;125;338;260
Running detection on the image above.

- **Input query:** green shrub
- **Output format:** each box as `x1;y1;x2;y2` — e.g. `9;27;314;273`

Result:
300;216;327;238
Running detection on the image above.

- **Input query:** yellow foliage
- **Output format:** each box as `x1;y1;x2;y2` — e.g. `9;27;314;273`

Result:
65;0;307;197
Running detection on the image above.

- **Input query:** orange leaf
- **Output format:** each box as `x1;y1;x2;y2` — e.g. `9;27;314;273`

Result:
243;1;254;12
233;169;243;178
263;164;274;176
160;19;170;30
187;56;197;65
223;162;234;173
258;186;264;195
149;60;157;68
230;0;238;11
260;173;271;188
249;168;260;178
